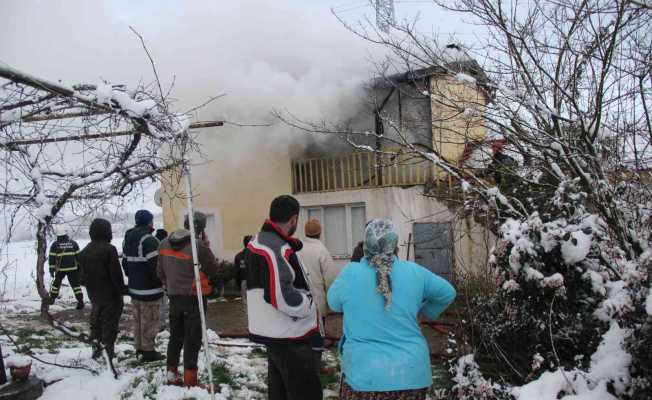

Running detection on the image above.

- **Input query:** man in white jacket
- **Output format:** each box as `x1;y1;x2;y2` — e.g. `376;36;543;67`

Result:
300;219;336;326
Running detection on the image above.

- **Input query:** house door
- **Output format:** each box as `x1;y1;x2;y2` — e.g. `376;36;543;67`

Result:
413;222;453;280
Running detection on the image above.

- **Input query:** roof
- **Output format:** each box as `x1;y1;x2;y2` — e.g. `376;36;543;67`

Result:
372;44;494;99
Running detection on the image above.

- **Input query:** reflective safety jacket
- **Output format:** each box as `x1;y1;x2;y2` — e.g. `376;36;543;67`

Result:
48;235;80;272
122;225;163;301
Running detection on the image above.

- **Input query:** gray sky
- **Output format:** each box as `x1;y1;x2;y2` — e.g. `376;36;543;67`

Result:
0;0;481;239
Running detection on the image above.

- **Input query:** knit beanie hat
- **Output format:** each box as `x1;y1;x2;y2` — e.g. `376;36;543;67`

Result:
304;219;322;237
364;219;399;309
135;209;154;226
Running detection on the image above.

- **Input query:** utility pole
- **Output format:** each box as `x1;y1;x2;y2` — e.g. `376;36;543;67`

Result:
376;0;395;33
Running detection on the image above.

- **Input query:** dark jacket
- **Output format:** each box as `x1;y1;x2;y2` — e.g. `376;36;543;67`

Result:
245;220;322;345
122;225;163;301
48;235;80;272
234;248;248;288
79;219;127;304
157;229;219;296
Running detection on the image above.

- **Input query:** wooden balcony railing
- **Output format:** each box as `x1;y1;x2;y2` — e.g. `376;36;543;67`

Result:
292;152;453;194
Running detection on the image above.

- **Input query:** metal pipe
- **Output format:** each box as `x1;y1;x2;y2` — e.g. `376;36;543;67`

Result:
183;163;215;399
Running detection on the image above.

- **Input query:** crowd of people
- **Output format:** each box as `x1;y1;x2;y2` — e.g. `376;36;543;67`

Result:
47;194;456;399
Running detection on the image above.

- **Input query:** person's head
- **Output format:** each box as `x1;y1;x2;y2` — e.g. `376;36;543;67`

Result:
243;235;253;247
155;228;168;241
351;241;364;262
89;218;112;242
184;211;207;237
304;219;321;239
364;219;399;309
54;225;69;240
269;195;300;236
135;209;154;228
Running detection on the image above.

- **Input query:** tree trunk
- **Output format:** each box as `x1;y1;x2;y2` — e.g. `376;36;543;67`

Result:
35;222;51;322
0;344;7;385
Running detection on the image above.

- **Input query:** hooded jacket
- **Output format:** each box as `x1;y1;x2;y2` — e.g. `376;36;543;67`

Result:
79;219;127;304
245;220;322;345
157;229;219;296
122;225;163;301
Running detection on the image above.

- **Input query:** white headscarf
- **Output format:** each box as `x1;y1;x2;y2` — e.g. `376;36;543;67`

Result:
363;219;398;310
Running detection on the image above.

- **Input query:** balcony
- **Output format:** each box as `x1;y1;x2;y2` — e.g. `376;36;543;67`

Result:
291;152;455;194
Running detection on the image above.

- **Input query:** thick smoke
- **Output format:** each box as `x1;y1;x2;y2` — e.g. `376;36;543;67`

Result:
0;0;381;237
0;0;376;150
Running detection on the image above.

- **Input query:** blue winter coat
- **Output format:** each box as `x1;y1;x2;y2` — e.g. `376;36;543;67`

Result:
327;257;456;392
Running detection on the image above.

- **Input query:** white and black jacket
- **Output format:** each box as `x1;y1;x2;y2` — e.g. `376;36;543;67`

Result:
245;220;323;346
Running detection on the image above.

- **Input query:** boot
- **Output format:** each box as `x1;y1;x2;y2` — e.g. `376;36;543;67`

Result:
75;295;84;310
140;350;165;363
47;295;56;305
183;369;198;387
166;366;183;386
91;344;103;360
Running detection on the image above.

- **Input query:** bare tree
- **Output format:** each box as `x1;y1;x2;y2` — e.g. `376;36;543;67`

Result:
0;62;212;319
280;0;652;396
281;0;651;260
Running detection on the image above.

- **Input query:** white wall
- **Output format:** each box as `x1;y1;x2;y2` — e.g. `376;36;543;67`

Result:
296;186;452;259
296;186;494;279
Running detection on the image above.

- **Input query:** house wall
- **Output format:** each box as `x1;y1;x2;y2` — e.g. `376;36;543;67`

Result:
159;146;292;261
375;81;432;148
430;75;487;167
295;186;493;278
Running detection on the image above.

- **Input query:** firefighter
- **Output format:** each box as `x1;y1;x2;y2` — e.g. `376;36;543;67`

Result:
48;226;84;309
157;211;220;387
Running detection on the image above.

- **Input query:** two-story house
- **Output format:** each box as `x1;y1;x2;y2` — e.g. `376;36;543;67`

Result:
159;46;496;281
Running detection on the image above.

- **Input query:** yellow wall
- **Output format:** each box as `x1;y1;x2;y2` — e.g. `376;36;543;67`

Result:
161;75;488;259
430;75;487;167
160;131;292;259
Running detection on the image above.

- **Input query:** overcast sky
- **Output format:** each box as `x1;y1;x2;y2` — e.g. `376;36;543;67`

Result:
0;0;483;238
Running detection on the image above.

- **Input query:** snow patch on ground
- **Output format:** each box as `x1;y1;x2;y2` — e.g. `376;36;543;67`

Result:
512;322;631;400
42;370;137;400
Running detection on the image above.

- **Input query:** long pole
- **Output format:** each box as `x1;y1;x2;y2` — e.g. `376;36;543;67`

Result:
183;163;215;399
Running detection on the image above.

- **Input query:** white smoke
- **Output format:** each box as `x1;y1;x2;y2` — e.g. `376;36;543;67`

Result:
0;0;382;232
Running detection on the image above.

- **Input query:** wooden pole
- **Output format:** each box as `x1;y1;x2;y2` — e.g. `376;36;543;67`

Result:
2;121;224;148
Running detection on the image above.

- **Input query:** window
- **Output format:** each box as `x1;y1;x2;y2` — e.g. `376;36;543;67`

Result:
302;203;366;258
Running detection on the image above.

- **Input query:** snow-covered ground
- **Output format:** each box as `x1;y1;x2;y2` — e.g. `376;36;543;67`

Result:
0;239;344;399
0;308;279;399
1;238;113;303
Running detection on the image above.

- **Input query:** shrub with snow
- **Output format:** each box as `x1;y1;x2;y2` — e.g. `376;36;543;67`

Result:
450;175;650;399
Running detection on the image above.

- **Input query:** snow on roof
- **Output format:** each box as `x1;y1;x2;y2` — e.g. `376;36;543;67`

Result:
442;43;474;63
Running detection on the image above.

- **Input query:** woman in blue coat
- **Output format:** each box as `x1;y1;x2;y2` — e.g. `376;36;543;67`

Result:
327;219;456;400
